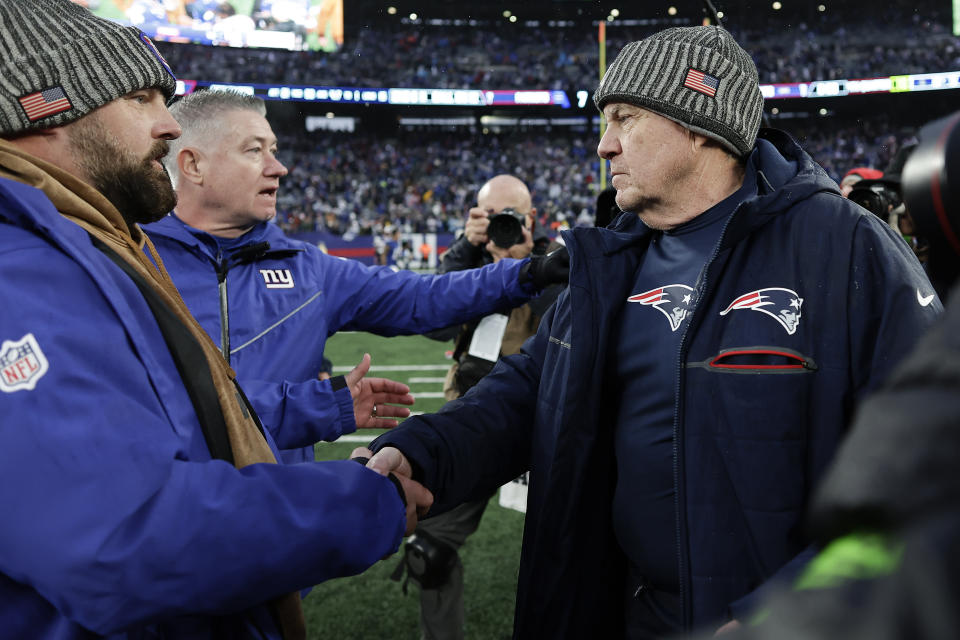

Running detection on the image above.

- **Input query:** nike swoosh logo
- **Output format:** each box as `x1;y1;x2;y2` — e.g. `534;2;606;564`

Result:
917;289;936;307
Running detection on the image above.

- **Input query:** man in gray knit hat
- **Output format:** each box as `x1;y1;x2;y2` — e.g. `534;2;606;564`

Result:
0;2;434;638
356;25;941;639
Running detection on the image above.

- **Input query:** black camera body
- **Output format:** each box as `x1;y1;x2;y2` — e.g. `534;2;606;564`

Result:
848;179;903;220
486;207;526;249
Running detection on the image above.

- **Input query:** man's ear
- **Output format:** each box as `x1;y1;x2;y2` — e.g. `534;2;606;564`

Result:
689;129;710;154
177;148;204;185
526;208;537;231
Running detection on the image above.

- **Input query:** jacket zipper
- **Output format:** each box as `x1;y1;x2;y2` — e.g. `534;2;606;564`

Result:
216;252;231;363
213;242;273;365
673;192;754;630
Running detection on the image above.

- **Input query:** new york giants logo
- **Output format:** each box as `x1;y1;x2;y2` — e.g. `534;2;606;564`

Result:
720;287;804;335
259;269;294;289
628;284;695;332
1;333;49;393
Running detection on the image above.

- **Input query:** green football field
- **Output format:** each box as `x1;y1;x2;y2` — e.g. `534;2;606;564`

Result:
305;332;524;640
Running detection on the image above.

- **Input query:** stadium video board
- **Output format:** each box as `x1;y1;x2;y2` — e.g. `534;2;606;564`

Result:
70;0;343;51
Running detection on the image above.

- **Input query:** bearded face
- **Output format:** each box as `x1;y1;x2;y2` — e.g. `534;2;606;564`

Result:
66;111;177;228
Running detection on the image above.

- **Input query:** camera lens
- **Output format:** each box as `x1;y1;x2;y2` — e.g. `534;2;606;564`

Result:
487;208;525;248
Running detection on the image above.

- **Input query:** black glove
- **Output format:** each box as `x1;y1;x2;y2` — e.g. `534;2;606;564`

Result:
518;245;569;290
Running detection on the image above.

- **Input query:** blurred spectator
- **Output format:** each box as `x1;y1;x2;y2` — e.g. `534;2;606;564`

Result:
840;166;884;197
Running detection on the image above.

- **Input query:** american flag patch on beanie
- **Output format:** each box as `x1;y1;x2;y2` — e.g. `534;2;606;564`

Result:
683;68;719;98
18;87;73;121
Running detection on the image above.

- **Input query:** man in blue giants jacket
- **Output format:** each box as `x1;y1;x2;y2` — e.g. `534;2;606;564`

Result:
356;26;943;639
0;1;432;637
144;89;566;464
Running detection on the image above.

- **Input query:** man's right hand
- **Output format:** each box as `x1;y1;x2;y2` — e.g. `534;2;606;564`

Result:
351;446;432;535
464;208;491;246
344;354;415;429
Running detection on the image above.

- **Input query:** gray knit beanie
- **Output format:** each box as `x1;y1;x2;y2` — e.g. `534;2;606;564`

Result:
0;0;177;136
595;26;764;157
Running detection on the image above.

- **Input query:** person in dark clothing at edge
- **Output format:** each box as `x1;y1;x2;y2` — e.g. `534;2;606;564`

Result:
400;174;566;640
0;2;434;638
352;26;942;639
689;112;960;640
144;89;570;465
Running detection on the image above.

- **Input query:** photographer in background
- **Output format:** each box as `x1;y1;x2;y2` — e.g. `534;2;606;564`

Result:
399;174;566;640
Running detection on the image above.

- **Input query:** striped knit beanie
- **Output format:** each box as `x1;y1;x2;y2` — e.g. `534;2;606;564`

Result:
0;0;176;136
595;26;763;157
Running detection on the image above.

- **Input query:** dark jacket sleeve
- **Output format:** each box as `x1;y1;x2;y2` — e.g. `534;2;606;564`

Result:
369;295;562;512
439;234;489;274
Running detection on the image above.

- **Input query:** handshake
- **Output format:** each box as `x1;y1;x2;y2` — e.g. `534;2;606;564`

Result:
351;446;431;536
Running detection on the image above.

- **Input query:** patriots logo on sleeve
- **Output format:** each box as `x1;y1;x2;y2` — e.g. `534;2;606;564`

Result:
627;284;695;332
720;287;804;335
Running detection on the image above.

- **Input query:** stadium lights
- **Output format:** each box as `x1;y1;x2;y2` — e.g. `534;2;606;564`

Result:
611;9;620;17
503;10;511;18
668;6;678;16
387;6;396;15
510;15;517;22
818;107;828;115
717;11;725;19
409;13;418;20
772;2;782;10
818;4;826;11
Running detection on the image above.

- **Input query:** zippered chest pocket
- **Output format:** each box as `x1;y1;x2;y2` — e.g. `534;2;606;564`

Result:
685;345;818;512
688;345;817;374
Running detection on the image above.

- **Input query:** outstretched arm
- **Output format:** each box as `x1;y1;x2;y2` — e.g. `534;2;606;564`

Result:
241;354;415;448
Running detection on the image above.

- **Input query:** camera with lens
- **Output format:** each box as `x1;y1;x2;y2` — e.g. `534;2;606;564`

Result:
902;112;960;297
486;207;526;249
847;179;903;220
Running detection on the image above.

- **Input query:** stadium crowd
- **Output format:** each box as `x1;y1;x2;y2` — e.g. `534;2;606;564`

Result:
269;115;919;237
154;1;954;91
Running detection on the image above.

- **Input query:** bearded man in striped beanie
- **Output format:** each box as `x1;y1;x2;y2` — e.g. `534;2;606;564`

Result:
0;2;431;638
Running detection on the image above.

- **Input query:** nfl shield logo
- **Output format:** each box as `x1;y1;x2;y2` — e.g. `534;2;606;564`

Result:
0;333;49;393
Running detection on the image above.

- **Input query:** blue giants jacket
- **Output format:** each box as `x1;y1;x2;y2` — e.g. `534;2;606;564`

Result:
144;215;535;463
0;175;409;639
371;130;943;638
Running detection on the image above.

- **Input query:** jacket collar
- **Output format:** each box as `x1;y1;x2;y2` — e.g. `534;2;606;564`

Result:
0;139;143;248
144;214;292;256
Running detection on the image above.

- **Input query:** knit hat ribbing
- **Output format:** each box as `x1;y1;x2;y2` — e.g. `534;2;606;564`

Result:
595;26;764;157
0;0;176;136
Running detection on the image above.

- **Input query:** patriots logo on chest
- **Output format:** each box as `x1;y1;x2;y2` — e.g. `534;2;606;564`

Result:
627;284;695;332
720;287;804;335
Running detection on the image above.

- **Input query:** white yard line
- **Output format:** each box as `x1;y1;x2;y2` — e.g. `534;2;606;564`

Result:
332;364;450;372
407;377;447;383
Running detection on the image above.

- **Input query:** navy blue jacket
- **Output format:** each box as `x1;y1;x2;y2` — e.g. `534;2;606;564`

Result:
372;130;943;638
144;216;536;463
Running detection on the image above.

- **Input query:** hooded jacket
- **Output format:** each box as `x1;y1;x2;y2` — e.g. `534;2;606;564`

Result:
708;284;960;640
0;142;406;639
143;215;536;463
371;130;942;638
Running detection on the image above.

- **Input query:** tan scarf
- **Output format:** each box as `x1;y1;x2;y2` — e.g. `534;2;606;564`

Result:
0;140;306;639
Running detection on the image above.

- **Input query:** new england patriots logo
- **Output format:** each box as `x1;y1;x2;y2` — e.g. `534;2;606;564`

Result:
720;287;804;335
628;284;695;332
